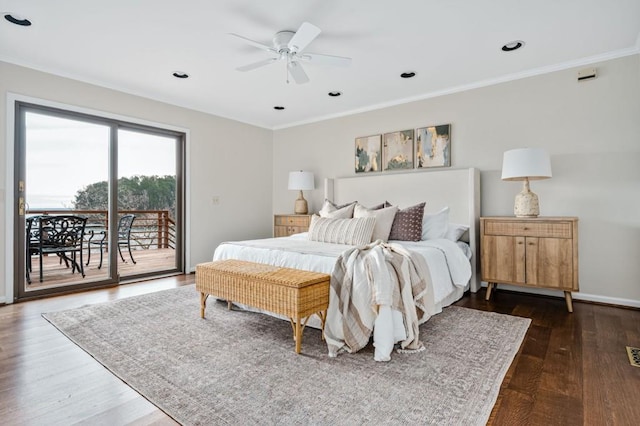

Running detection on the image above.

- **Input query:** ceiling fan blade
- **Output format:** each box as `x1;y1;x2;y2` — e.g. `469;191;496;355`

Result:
288;61;310;84
287;22;321;53
228;33;276;53
300;52;352;67
236;57;278;72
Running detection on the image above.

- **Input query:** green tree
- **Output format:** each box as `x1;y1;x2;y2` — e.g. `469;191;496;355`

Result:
73;175;176;217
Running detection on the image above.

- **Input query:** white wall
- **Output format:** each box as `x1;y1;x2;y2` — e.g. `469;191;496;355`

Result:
273;54;640;306
0;61;273;302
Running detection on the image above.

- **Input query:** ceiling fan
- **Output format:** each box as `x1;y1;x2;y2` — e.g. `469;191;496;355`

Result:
229;22;352;84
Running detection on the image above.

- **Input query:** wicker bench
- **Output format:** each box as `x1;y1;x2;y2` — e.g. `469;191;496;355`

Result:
196;259;330;354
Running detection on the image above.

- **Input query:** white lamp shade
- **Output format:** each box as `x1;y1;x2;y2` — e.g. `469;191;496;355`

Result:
288;171;314;190
501;148;552;181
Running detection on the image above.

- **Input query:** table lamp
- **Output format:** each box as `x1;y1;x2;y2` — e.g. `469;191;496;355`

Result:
288;171;314;214
501;148;552;217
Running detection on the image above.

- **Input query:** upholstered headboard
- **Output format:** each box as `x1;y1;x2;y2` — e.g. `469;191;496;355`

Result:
324;168;481;292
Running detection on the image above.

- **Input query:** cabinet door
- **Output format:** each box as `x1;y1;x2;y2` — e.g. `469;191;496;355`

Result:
481;235;526;284
525;237;574;289
274;226;289;237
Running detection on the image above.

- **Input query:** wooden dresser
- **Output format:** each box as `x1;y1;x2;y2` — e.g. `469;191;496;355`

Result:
480;216;579;312
274;214;312;237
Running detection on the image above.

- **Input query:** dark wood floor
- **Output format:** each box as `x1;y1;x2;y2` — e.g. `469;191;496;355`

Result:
455;289;640;426
1;277;639;425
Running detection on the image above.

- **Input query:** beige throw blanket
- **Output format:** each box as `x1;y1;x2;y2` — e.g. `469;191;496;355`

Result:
324;241;437;361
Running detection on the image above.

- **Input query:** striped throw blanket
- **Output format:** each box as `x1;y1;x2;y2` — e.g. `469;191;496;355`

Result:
324;240;437;361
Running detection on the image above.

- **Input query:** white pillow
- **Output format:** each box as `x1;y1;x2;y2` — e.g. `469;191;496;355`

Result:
445;223;470;242
353;203;398;242
307;215;376;245
421;206;449;240
319;200;356;219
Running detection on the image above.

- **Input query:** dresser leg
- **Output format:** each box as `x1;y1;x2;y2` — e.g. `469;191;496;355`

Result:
564;291;574;313
485;282;495;300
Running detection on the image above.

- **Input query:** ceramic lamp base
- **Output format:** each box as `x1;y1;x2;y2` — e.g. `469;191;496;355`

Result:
514;178;540;217
294;191;308;215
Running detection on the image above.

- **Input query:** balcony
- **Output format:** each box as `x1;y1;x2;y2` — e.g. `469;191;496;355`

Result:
25;209;178;289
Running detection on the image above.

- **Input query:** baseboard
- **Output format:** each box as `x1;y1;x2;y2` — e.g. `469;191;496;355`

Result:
0;296;6;304
572;292;640;309
480;282;640;309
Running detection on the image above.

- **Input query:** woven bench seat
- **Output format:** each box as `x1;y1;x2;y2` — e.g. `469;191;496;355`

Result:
196;259;330;354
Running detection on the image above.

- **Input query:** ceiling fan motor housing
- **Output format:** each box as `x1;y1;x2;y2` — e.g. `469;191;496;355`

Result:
273;31;296;54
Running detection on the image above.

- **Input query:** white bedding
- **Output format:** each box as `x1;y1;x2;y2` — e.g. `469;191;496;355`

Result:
212;233;471;312
212;234;471;360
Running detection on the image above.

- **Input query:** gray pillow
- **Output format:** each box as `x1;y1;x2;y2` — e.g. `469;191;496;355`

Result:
319;199;357;218
388;202;426;241
354;204;398;242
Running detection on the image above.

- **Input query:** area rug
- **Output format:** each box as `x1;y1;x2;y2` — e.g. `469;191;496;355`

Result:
43;285;530;425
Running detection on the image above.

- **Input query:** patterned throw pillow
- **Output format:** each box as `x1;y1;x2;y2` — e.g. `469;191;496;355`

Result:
307;215;376;245
388;202;426;241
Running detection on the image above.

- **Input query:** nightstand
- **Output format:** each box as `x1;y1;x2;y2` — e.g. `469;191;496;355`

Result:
480;217;579;312
274;214;312;237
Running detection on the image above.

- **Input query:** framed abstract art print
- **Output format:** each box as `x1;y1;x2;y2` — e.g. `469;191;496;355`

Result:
415;124;451;168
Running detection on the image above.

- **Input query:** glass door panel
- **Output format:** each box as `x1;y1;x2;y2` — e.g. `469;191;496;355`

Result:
116;128;179;278
20;111;112;295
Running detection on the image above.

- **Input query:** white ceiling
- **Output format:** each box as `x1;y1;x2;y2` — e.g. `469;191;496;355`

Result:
1;0;639;129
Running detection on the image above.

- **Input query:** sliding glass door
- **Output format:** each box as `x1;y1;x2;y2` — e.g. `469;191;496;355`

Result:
13;102;184;301
116;128;180;278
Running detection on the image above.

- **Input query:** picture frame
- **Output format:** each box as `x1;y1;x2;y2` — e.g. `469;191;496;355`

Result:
383;129;414;170
355;134;382;173
415;124;451;168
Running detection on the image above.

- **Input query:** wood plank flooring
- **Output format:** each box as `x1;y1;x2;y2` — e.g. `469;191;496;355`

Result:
24;248;177;290
456;289;640;425
1;278;639;425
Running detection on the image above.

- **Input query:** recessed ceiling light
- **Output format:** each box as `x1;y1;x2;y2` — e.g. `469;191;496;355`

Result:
274;106;285;110
328;91;342;97
172;72;189;79
501;40;525;52
4;14;31;26
400;72;416;79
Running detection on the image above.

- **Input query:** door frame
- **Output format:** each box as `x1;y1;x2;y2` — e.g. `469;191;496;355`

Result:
4;93;191;303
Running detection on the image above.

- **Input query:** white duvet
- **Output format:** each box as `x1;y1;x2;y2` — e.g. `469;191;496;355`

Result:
212;234;471;359
213;233;471;311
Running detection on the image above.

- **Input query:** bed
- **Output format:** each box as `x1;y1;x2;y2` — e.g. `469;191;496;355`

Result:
213;168;480;359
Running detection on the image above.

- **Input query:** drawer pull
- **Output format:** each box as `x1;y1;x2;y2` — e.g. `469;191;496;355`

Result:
517;241;523;245
523;227;529;230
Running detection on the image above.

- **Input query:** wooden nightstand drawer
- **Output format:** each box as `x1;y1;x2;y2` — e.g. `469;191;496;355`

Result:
274;215;311;227
274;214;312;237
484;220;572;239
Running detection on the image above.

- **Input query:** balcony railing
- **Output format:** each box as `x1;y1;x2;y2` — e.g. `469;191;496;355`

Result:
26;209;176;250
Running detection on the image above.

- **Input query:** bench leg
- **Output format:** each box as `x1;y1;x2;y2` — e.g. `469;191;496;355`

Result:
317;311;327;341
295;316;302;354
199;292;208;318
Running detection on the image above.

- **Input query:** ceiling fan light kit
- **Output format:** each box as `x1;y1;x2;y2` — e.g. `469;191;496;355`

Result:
230;22;352;84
